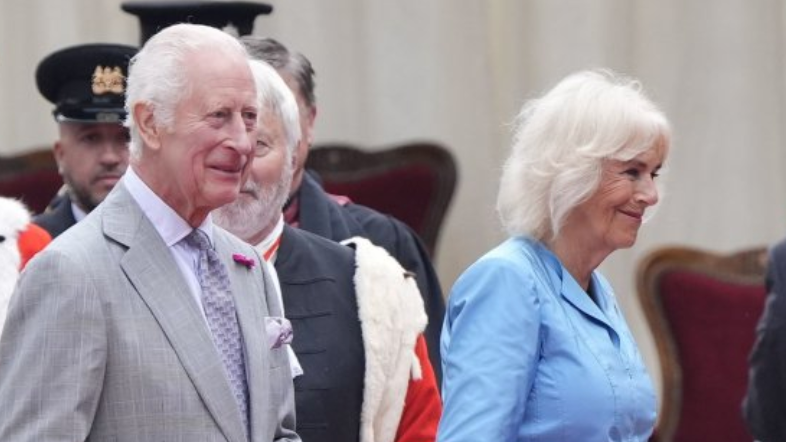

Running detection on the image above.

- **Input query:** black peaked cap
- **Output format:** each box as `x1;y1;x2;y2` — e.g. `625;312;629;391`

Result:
121;1;273;45
36;43;137;124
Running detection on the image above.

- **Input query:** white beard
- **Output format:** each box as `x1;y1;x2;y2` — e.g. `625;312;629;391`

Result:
215;171;291;243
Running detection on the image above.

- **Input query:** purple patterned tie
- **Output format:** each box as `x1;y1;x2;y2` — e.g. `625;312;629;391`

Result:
185;229;249;433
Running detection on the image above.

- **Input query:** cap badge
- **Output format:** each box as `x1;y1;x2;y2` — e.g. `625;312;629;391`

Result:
92;65;125;95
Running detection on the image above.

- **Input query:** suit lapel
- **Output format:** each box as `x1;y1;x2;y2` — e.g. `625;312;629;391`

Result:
104;184;247;442
299;172;360;239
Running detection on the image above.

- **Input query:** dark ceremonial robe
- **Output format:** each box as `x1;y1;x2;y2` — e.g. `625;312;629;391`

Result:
275;225;365;442
290;171;445;383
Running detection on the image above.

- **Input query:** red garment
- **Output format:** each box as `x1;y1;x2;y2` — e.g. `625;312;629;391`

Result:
283;194;300;227
18;223;51;269
395;335;442;442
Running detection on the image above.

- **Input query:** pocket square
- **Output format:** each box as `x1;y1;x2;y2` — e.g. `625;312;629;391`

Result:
265;316;293;349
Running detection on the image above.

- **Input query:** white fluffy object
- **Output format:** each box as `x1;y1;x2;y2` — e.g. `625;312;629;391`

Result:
342;236;428;442
0;197;31;330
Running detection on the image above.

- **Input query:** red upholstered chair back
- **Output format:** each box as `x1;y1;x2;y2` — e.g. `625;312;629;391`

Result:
306;142;457;258
637;246;767;442
0;149;62;214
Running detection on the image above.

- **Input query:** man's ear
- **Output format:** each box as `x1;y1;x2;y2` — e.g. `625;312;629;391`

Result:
52;140;65;175
304;104;317;145
133;101;162;151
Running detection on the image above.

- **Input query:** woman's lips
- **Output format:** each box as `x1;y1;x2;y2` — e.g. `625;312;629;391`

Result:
620;209;643;221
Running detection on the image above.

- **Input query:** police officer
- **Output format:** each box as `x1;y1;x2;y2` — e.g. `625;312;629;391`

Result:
34;43;136;237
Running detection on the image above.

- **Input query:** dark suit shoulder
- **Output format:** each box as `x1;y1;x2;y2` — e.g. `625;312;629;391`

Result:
771;239;786;258
299;169;423;252
33;195;77;238
744;236;786;441
282;225;355;259
343;203;419;253
342;202;397;230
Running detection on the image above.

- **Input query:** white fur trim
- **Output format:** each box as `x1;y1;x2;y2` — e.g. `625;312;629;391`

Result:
0;197;31;332
342;237;428;442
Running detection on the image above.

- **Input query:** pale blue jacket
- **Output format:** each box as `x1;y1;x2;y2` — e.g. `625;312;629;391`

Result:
437;237;656;442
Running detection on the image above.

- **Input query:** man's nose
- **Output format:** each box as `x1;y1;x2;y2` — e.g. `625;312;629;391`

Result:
99;142;128;165
227;112;255;156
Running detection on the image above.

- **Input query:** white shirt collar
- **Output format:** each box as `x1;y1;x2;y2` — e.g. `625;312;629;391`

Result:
123;166;214;246
70;200;88;222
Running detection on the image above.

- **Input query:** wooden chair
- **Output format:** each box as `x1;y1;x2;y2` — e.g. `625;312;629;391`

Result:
306;142;457;258
0;149;61;214
636;246;768;442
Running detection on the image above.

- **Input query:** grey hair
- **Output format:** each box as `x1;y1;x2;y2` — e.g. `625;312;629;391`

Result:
496;69;672;240
239;36;316;108
247;59;302;164
124;24;250;159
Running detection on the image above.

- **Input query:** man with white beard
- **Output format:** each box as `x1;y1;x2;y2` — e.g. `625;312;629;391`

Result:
214;59;442;442
240;37;445;382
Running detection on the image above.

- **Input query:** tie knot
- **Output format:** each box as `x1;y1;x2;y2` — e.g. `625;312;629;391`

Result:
185;229;212;252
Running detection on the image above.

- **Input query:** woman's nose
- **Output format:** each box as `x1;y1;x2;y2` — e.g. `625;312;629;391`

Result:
636;176;659;206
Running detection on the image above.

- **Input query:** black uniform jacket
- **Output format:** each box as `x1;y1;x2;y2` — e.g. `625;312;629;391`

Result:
33;194;77;238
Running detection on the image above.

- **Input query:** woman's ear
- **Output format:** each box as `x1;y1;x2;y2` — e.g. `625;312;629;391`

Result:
133;101;161;151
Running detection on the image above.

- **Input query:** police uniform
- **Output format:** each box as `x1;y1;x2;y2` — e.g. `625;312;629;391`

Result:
33;43;136;238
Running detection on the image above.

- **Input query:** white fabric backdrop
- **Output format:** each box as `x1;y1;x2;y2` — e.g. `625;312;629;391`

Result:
4;0;786;398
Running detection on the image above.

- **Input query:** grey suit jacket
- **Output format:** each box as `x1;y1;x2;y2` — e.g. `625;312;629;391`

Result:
0;182;299;442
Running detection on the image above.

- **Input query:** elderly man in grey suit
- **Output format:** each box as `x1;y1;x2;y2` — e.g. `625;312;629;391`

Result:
0;24;299;442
